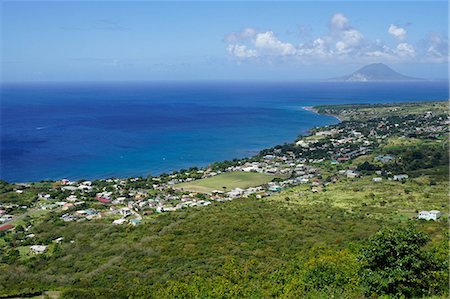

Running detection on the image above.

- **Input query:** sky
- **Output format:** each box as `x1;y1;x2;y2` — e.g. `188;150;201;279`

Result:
1;1;448;81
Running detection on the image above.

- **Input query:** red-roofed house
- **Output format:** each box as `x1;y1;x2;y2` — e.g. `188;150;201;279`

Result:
98;197;112;204
0;224;14;231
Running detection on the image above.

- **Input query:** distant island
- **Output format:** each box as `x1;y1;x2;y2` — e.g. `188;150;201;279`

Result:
330;63;424;82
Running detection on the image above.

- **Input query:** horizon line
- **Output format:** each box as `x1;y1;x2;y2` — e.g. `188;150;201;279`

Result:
1;78;449;84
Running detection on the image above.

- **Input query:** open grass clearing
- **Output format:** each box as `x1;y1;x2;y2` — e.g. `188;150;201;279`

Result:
175;171;278;193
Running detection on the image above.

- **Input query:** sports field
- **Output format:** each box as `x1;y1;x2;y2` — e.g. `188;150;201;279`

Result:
175;171;276;193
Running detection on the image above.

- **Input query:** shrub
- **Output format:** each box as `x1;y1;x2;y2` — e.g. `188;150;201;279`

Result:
359;223;448;298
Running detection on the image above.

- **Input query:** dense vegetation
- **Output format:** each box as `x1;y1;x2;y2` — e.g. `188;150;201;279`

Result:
1;194;447;298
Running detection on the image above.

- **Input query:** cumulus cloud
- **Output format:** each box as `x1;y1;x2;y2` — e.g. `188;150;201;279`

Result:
388;24;407;41
330;13;349;30
224;13;447;64
227;44;257;59
395;42;416;57
253;31;297;56
419;32;449;62
224;28;257;43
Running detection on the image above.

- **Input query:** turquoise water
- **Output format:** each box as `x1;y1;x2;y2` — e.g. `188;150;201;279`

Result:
1;81;448;182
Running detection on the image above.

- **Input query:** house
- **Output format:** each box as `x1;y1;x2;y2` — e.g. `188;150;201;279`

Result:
112;197;126;204
227;188;245;198
242;166;258;172
372;177;383;182
0;215;13;223
62;203;74;211
375;155;395;163
418;210;441;221
97;197;112;204
41;204;57;210
61;214;76;222
130;219;141;226
393;174;409;181
119;207;132;216
30;245;47;254
296;140;310;148
346;170;360;178
113;218;127;225
54;237;64;243
66;195;78;202
268;185;282;192
61;186;77;192
0;224;14;231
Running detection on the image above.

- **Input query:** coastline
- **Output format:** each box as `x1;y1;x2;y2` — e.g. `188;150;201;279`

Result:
302;106;343;122
7;99;447;184
3;80;448;183
3;107;341;184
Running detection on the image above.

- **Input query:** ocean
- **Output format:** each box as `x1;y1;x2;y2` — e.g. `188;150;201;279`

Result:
1;81;448;182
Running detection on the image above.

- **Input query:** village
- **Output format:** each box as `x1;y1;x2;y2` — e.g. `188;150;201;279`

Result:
0;102;448;255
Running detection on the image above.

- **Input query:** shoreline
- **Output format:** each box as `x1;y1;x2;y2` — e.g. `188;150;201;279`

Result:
4;107;342;184
9;98;445;184
302;106;343;122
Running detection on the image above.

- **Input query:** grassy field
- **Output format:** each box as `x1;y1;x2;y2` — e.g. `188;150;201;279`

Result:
269;175;448;223
175;171;277;193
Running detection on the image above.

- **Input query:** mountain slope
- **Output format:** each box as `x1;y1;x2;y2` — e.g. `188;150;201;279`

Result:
330;63;424;82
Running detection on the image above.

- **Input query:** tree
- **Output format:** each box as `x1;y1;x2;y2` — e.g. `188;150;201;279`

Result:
359;223;447;298
356;161;380;172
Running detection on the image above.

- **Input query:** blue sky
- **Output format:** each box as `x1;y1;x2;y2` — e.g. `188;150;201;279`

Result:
1;1;448;81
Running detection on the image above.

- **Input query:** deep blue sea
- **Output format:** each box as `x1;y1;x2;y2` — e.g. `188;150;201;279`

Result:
1;81;448;182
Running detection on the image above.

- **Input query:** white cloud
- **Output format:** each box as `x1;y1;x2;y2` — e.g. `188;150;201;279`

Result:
330;13;349;30
335;28;364;54
396;42;415;56
328;13;364;55
388;24;407;41
419;32;449;62
224;28;257;43
224;13;446;64
253;31;297;56
297;38;330;59
227;44;257;59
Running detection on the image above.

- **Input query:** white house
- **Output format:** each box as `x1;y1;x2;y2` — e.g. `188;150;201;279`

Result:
346;170;360;178
418;210;441;221
30;245;47;254
372;177;383;182
113;218;127;225
119;207;132;216
227;188;245;198
393;174;409;181
54;237;64;243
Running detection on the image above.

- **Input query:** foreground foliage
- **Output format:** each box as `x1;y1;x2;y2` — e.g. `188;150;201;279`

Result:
360;224;448;298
